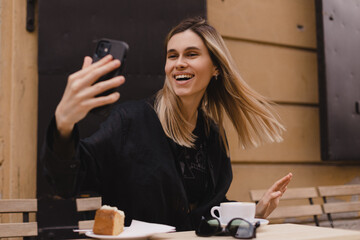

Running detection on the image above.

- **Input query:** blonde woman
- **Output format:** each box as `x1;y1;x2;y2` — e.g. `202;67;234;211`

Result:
43;17;292;231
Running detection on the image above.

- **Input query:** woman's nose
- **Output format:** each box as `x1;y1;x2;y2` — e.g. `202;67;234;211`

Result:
175;56;188;69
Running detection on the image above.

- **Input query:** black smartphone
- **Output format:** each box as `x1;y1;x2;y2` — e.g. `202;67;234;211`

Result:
91;38;129;114
93;38;129;90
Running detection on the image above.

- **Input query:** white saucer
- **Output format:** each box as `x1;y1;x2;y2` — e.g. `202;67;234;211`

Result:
220;218;269;227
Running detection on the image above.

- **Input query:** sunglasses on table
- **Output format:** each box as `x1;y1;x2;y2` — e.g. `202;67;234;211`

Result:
196;217;260;239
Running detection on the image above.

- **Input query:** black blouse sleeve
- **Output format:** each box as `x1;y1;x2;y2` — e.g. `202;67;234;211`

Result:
41;116;81;197
41;106;127;198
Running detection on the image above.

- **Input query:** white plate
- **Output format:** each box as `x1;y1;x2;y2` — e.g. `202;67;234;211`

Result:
85;220;175;239
220;218;269;227
86;229;147;240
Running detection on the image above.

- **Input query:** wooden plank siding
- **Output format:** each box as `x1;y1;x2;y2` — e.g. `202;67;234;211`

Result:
228;164;360;202
208;0;320;162
207;0;317;49
224;39;318;104
225;105;321;162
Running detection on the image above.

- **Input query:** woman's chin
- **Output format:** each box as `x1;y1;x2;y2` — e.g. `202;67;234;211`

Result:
174;91;190;98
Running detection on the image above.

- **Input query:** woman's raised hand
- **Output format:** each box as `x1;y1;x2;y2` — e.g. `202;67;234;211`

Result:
55;55;125;138
255;173;293;219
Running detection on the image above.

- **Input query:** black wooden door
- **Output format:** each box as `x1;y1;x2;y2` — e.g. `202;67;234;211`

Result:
37;1;206;238
316;0;360;160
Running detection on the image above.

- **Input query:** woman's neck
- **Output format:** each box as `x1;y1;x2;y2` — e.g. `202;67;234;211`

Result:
179;95;202;130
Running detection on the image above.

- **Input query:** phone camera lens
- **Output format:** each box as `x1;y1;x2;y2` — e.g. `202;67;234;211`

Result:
97;41;111;58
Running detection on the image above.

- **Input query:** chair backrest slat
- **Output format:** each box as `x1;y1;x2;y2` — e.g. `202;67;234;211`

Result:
76;197;102;231
0;199;37;213
0;222;37;238
282;187;319;200
323;202;360;214
269;205;323;219
0;199;38;237
318;185;360;197
76;197;102;212
78;220;95;230
317;184;360;228
250;187;321;225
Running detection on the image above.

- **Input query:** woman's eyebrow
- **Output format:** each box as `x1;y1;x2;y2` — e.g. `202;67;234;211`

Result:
167;49;177;54
185;46;200;51
167;46;201;54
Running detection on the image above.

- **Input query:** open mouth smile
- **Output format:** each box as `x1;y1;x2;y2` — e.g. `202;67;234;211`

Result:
174;74;194;81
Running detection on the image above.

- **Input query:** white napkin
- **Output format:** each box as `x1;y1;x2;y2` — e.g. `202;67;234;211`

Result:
77;220;176;238
119;220;175;237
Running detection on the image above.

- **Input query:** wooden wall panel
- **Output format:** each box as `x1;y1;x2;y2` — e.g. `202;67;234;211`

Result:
0;0;38;201
225;39;318;104
208;0;317;49
225;105;321;162
0;0;12;201
228;163;360;202
0;139;3;200
9;0;38;199
0;139;3;167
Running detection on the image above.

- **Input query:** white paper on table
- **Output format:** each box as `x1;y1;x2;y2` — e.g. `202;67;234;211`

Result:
82;220;176;239
120;220;176;237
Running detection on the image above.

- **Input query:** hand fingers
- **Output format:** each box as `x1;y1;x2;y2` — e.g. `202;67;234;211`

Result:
83;92;121;110
280;184;289;193
277;177;291;193
256;174;292;219
82;56;93;69
91;76;125;96
271;190;282;199
70;54;114;80
262;190;283;208
78;76;125;99
83;59;121;86
69;59;121;92
262;189;282;203
270;173;293;192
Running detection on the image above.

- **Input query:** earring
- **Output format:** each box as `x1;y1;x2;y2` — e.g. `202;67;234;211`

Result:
214;74;219;80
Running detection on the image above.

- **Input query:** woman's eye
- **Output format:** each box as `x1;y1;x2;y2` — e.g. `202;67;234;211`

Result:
187;52;198;57
167;54;177;59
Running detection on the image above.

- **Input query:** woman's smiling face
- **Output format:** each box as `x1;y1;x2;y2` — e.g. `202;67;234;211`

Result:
165;30;217;102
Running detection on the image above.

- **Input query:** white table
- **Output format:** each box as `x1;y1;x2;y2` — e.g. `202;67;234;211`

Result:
151;223;360;240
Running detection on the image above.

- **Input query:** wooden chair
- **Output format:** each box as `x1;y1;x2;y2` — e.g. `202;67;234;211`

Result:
318;184;360;228
250;187;322;225
76;197;102;230
0;199;38;238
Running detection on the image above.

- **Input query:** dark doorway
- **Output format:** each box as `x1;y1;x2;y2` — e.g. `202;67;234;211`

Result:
315;0;360;161
37;1;206;238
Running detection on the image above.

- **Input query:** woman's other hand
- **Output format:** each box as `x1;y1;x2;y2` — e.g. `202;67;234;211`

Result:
255;172;293;219
55;55;125;138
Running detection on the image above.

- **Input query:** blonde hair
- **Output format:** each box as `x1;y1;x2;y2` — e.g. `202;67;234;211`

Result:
155;17;285;152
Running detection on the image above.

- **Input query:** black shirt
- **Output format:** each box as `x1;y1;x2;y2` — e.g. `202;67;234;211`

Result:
41;99;232;231
169;112;211;207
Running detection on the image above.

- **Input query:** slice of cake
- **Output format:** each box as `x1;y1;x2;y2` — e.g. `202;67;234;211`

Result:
93;205;125;235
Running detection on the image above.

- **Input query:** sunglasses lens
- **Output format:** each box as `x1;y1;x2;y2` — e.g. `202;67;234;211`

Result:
196;218;221;237
227;218;253;239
